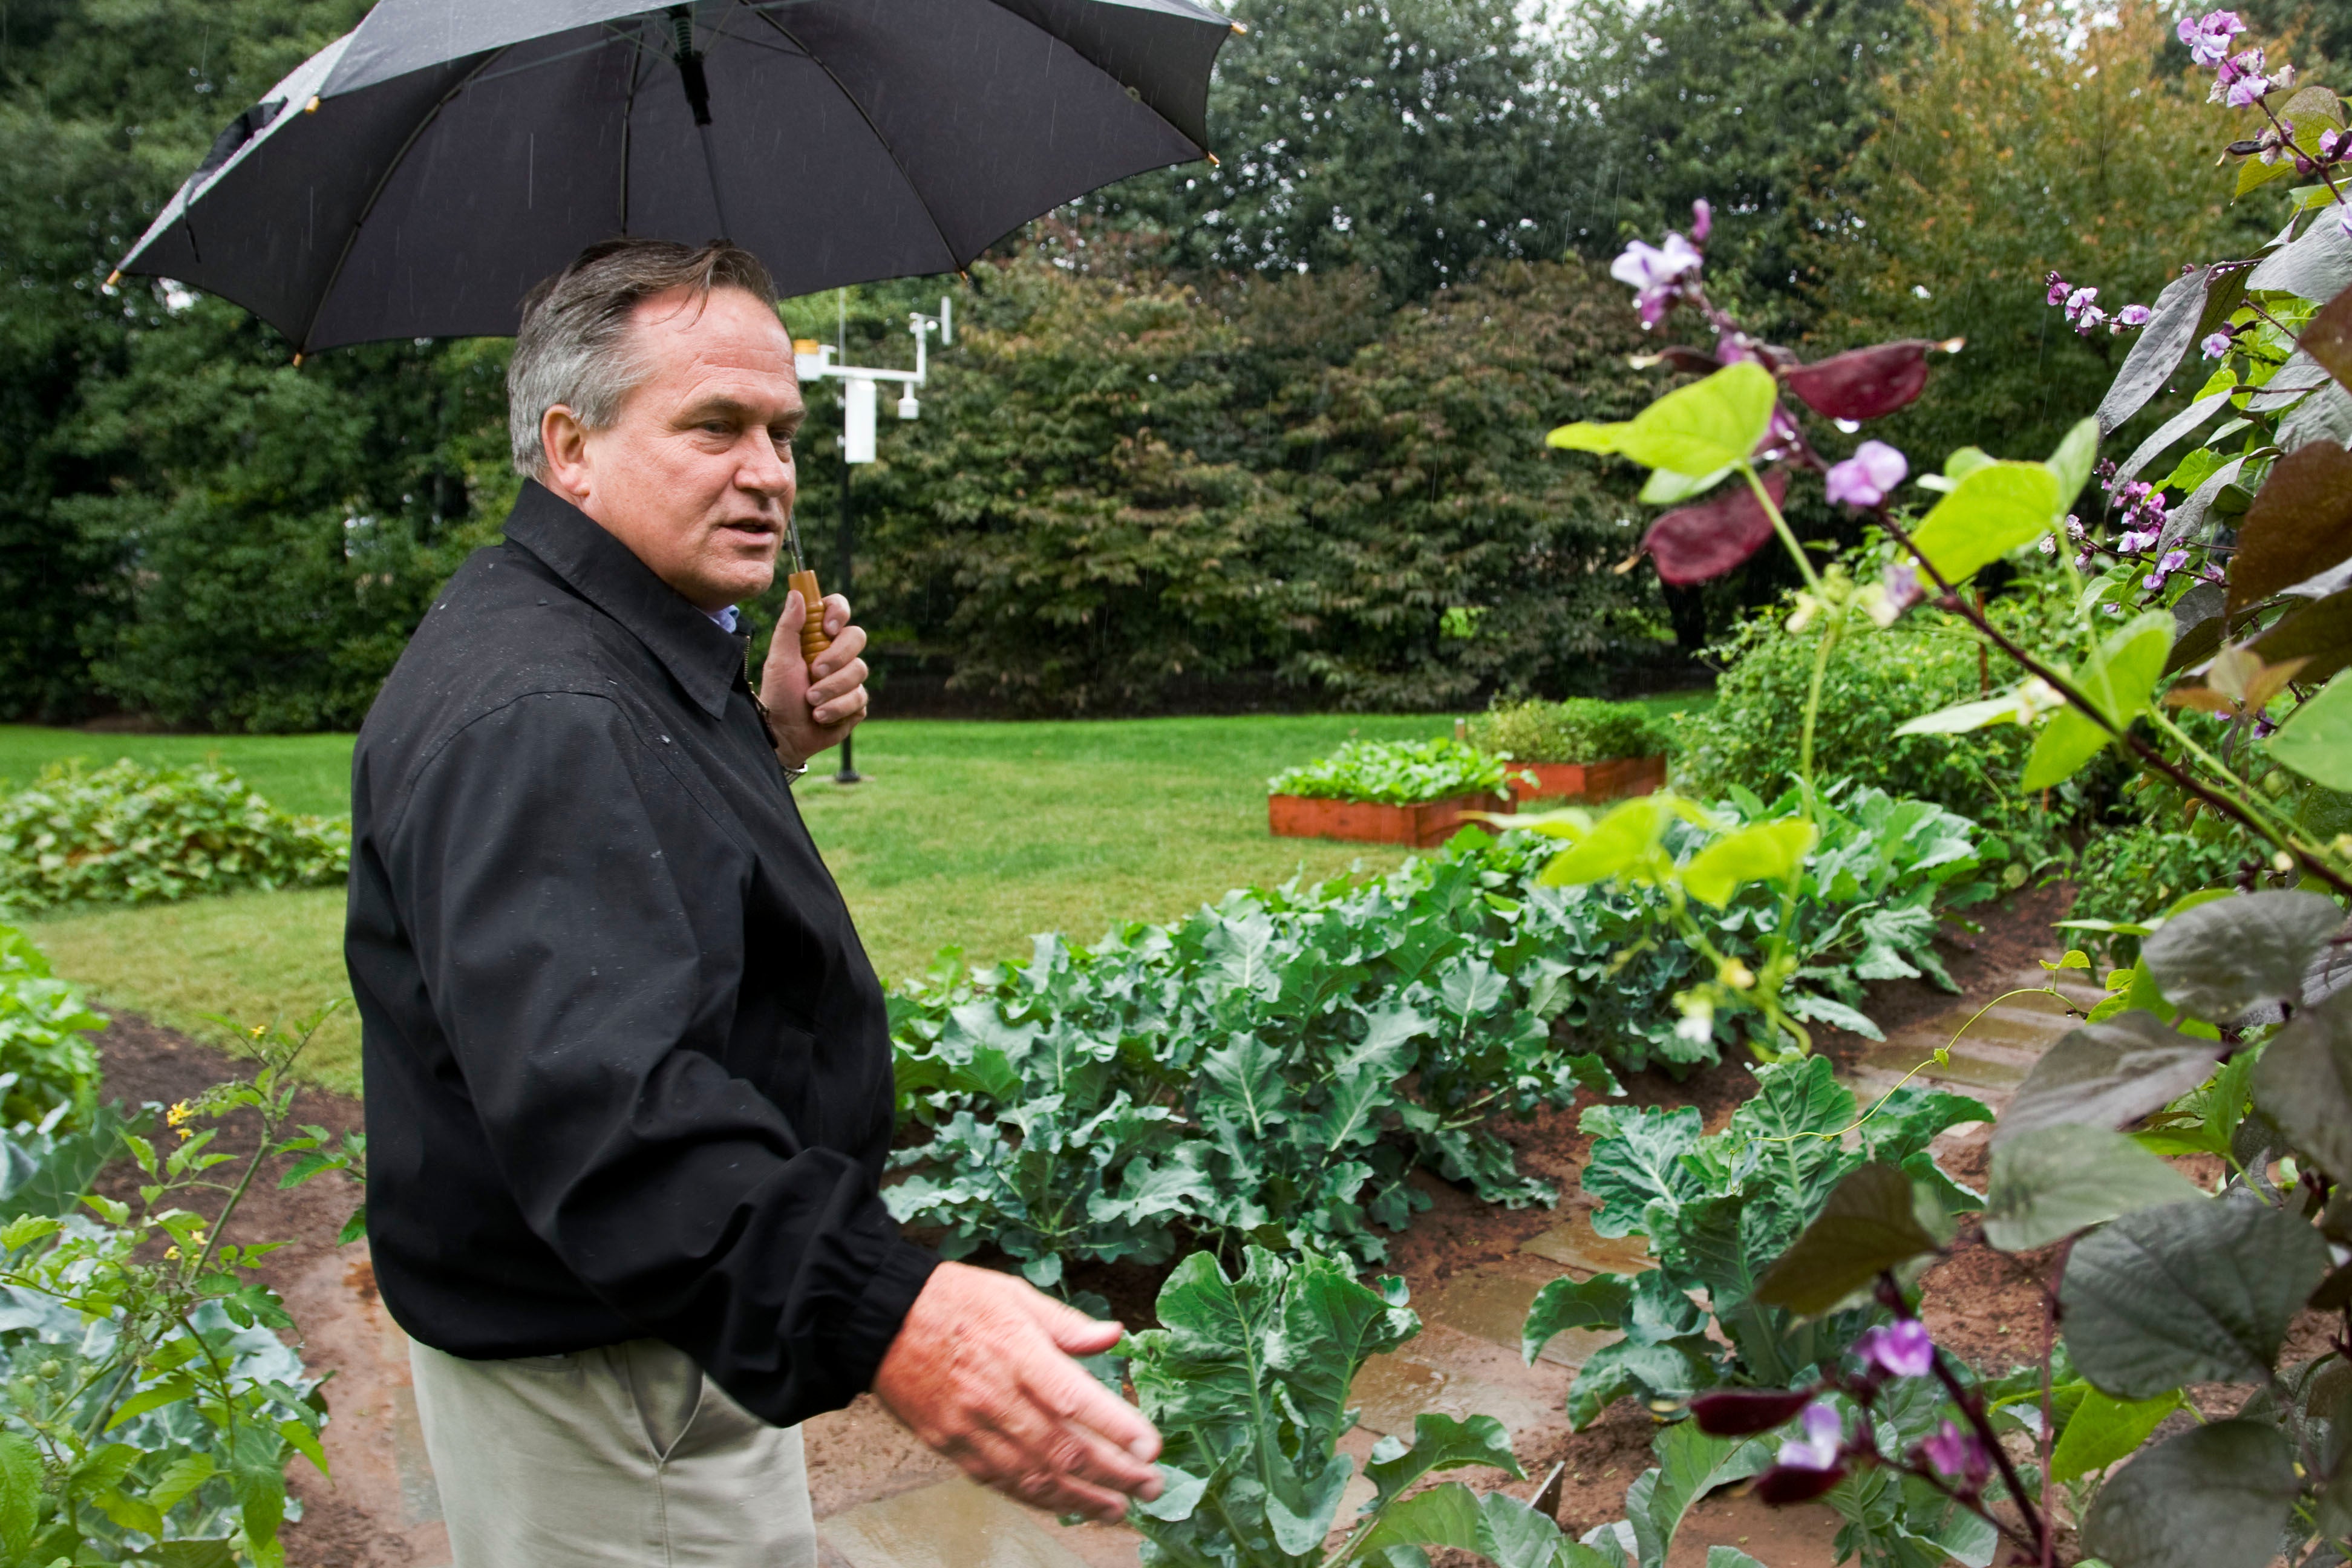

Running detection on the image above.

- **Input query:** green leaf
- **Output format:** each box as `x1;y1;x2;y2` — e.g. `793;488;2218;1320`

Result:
1132;1465;1206;1523
1539;795;1672;887
1681;819;1817;909
105;1375;197;1430
146;1538;240;1568
2063;1197;2330;1398
1622;1423;1772;1568
1982;1124;2204;1252
1522;1274;1634;1362
1639;465;1733;505
2047;416;2100;502
146;1451;217;1514
1907;461;2064;585
1356;1479;1483;1559
2250;991;2352;1184
2267;668;2352;789
2079;1420;2301;1568
1579;1104;1705;1237
0;1432;38;1553
2019;611;2174;791
2140;890;2343;1021
1892;693;2027;736
2050;1387;2183;1484
1267;1450;1353;1555
1364;1413;1523;1511
1993;1013;2227;1146
1273;1250;1425;1445
1546;363;1777;477
1753;1163;1939;1316
1707;1552;1771;1568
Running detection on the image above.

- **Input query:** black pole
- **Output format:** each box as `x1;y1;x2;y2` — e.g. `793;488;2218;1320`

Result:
834;456;863;784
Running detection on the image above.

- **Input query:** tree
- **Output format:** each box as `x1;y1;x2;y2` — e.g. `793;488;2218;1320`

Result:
1089;0;1585;302
1796;0;2270;469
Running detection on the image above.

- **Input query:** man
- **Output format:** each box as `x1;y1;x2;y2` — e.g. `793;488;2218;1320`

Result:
345;238;1161;1566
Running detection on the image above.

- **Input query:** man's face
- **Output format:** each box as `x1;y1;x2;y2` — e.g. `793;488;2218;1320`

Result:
550;284;804;610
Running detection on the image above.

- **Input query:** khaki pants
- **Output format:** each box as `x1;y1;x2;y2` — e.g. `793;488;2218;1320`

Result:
408;1337;818;1568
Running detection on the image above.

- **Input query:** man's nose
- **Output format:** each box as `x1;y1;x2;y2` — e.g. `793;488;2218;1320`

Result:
737;433;793;499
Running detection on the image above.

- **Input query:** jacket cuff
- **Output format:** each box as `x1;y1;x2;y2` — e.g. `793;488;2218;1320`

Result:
832;1234;938;1399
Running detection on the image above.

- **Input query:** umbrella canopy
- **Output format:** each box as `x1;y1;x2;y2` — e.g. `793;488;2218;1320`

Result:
114;0;1233;352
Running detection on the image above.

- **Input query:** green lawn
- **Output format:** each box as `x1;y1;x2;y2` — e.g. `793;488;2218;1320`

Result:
15;698;1712;1095
0;728;356;817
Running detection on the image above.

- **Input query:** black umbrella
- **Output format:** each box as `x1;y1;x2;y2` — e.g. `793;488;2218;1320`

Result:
112;0;1235;353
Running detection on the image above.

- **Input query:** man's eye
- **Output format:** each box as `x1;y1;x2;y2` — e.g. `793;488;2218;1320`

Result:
702;422;732;436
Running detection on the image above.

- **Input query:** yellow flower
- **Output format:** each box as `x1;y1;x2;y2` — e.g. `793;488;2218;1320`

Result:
164;1246;180;1260
165;1102;192;1129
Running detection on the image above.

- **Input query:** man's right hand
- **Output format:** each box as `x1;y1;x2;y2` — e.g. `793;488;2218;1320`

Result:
871;1261;1163;1521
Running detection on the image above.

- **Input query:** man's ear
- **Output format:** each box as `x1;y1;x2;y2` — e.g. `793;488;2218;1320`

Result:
540;405;593;503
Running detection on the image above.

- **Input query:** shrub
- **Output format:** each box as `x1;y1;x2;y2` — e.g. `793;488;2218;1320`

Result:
1466;696;1670;764
2067;821;2255;959
0;924;102;1129
1265;737;1520;805
1672;564;2081;860
0;762;348;915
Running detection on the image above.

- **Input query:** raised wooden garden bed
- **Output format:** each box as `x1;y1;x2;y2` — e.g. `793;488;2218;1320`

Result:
1268;791;1515;848
1506;754;1667;804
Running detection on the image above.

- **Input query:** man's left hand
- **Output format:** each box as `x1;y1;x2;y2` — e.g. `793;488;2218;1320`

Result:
761;592;869;769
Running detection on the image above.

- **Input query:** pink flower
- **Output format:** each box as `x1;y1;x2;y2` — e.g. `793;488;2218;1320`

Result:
1917;1420;1992;1488
2201;330;2235;358
1882;561;1923;615
2117;528;2159;552
2065;286;2099;321
1611;234;1704;293
2178;9;2246;67
2324;128;2344;159
2045;272;2071;306
2117;304;2153;327
1856;1319;1936;1378
1691;198;1714;243
1777;1402;1844;1471
2076;305;2108;334
1826;440;1909;508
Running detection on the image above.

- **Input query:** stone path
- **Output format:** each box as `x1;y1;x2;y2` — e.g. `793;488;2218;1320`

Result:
286;969;2096;1568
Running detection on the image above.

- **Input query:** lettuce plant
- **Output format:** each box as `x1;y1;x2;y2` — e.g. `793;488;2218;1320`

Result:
1267;739;1524;805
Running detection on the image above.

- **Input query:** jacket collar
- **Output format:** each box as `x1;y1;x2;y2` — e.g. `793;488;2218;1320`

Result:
503;481;744;719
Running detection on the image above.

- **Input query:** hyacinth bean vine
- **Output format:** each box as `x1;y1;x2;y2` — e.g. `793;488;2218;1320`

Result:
1531;12;2352;1564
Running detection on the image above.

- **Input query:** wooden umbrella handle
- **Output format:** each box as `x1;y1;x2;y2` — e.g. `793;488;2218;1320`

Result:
789;569;832;665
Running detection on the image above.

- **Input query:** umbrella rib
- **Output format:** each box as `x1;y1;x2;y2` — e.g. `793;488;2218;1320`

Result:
746;8;962;273
298;49;509;353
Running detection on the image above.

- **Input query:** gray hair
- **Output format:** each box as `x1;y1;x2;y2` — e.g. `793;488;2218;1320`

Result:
506;238;779;478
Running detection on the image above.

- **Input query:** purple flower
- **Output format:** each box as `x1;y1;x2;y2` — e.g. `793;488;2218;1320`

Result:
1612;234;1704;293
1777;1402;1844;1471
2117;304;2152;327
2324;128;2344;158
2076;305;2108;335
1883;561;1924;615
1826;440;1909;508
1857;1319;1936;1378
2178;9;2246;67
2160;547;2190;573
2202;330;2235;358
2117;528;2159;552
2074;550;2093;569
1691;198;1714;243
2045;272;2071;306
2065;513;2086;537
2037;534;2057;554
1918;1420;1993;1488
2064;286;2099;321
2216;47;2271;104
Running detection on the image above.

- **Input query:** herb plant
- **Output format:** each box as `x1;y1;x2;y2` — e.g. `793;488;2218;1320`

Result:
1267;739;1524;805
0;763;348;915
1466;699;1671;765
0;1008;364;1566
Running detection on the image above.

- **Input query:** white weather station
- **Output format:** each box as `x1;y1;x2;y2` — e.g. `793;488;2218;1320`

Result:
789;297;952;784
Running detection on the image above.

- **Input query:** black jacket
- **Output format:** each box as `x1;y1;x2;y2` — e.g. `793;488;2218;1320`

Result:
345;481;934;1426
